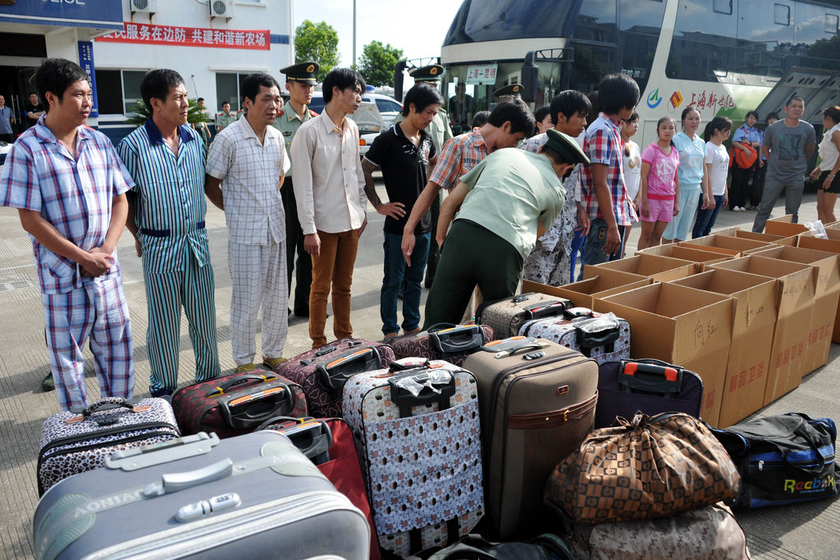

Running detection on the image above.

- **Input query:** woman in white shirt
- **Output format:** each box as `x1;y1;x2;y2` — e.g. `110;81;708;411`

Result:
809;106;840;224
692;117;732;238
620;112;641;255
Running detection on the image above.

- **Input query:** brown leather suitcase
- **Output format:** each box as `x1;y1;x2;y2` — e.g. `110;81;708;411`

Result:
462;336;598;539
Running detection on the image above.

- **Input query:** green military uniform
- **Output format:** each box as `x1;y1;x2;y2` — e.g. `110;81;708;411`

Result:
404;63;454;288
493;83;525;103
216;111;237;132
276;61;319;316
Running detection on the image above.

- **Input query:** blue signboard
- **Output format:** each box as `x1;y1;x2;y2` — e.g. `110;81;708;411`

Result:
78;41;98;118
0;1;123;31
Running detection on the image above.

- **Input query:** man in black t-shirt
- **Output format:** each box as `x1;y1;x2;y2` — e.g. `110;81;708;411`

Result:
362;83;443;338
24;92;45;130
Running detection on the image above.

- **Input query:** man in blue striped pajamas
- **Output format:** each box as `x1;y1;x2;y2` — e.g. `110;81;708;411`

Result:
0;58;134;411
119;69;220;397
206;73;289;372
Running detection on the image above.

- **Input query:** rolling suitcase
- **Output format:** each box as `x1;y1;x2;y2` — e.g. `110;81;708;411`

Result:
462;337;598;539
33;431;370;560
260;416;382;560
519;307;630;364
343;358;485;558
475;292;572;339
37;397;180;495
275;338;396;418
594;358;704;429
559;503;751;560
386;323;494;366
171;368;307;438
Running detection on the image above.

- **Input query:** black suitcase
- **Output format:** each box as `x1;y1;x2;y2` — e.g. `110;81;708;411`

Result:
595;358;704;428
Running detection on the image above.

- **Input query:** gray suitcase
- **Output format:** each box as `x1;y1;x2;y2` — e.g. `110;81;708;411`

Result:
33;431;370;560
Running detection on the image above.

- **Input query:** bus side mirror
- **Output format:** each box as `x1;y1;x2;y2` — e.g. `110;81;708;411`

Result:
521;52;538;103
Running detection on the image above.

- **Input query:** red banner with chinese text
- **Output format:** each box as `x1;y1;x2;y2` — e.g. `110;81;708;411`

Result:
96;23;270;50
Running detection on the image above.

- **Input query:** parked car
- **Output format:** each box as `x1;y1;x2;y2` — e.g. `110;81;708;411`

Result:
308;92;402;156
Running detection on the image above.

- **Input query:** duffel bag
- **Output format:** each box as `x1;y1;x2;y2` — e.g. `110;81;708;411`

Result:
545;411;740;524
711;412;838;508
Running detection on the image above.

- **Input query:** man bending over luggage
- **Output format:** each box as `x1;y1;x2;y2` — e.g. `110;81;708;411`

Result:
422;129;589;327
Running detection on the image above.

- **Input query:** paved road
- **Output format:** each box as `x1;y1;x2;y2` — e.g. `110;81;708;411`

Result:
0;180;837;558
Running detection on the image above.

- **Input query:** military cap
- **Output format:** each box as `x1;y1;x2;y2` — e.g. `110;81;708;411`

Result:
409;64;444;83
280;61;319;84
544;128;589;165
494;83;524;98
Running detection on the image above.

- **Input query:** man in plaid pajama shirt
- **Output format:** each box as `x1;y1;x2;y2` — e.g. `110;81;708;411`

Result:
0;58;134;411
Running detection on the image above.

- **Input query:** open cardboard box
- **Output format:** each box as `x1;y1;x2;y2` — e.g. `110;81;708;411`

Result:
797;230;840;343
764;215;809;237
522;268;651;310
710;256;817;405
680;234;776;256
748;245;840;375
583;253;697;283
715;227;797;247
595;282;734;427
635;244;732;269
670;269;776;427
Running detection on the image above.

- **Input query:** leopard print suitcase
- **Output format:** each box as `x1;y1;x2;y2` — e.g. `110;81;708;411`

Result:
37;397;179;495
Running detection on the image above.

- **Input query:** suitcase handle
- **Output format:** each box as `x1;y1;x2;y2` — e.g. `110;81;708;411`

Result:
430;324;485;353
576;325;619;349
317;346;382;391
618;359;684;395
159;458;234;494
206;373;278;398
481;336;548;358
525;300;570;320
78;397;141;417
218;383;297;430
563;307;594;320
264;418;334;465
388;369;457;417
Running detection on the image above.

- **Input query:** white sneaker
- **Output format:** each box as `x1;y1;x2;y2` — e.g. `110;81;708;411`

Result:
739;206;746;211
733;207;741;212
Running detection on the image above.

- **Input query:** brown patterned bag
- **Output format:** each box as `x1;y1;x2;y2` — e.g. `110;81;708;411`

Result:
545;411;740;525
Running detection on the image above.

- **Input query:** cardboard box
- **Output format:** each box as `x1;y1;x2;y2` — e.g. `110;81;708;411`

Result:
797;231;840;343
764;215;809;237
522;269;652;310
583;254;698;283
635;244;732;268
670;270;777;427
680;234;775;256
595;283;734;427
748;245;840;375
710;256;817;405
716;227;797;247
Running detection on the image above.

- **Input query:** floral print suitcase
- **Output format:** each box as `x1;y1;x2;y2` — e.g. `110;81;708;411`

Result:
518;307;630;365
343;358;484;558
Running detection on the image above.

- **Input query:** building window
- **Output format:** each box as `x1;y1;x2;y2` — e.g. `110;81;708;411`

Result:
827;14;839;34
215;72;248;112
774;4;791;26
713;0;732;15
94;69;147;115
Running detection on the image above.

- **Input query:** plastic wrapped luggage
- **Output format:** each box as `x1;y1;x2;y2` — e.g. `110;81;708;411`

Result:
386;323;494;366
594;358;704;429
343;358;484;558
33;430;370;560
171;368;307;438
37;396;179;495
559;503;751;560
260;416;382;560
275;338;396;417
475;292;572;339
519;307;630;364
462;337;598;538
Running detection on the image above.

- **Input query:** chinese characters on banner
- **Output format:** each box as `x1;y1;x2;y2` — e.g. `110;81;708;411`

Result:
465;64;498;84
689;90;735;111
97;23;270;50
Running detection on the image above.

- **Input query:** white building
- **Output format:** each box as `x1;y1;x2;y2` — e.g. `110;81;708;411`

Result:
0;0;293;144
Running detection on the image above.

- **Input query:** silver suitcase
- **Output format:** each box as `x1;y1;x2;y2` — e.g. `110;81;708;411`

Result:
33;431;370;560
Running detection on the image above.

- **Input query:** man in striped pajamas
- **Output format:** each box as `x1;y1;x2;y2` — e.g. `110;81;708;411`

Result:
0;58;134;411
119;69;220;397
206;73;289;372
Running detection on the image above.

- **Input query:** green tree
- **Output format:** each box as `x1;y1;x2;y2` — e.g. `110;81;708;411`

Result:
125;98;208;127
294;20;340;82
358;41;404;88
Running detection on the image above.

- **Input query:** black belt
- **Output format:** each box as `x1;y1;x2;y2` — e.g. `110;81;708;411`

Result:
140;221;205;238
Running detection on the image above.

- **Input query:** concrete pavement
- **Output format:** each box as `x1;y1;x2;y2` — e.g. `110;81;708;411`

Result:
0;183;837;559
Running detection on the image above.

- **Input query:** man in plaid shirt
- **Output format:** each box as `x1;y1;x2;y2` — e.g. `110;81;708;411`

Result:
578;73;640;279
0;59;134;410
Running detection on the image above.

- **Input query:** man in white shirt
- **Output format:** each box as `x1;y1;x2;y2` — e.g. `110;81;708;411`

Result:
205;73;289;371
290;68;368;349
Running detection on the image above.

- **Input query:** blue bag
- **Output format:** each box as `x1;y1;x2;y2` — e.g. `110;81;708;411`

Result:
711;412;837;508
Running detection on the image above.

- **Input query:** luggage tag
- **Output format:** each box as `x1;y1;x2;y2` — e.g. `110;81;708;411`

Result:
480;336;549;359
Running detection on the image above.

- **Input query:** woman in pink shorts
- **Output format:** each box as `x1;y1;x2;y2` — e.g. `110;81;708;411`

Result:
638;117;680;250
